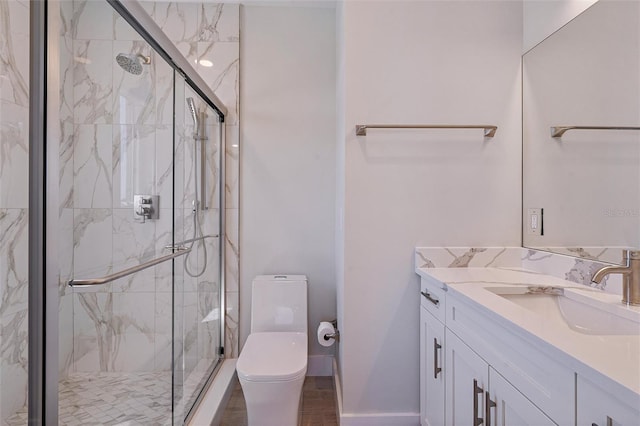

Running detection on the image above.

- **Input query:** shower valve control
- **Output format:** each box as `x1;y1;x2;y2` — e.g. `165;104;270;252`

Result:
134;195;159;223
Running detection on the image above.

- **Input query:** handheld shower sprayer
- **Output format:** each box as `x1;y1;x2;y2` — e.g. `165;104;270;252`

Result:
186;97;199;136
184;96;209;278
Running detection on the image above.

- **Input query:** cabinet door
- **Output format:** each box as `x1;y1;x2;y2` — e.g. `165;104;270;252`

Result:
420;308;445;426
445;329;489;426
577;376;640;426
488;367;556;426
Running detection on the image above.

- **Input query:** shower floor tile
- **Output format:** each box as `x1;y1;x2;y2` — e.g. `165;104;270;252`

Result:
4;372;172;426
4;359;219;426
220;376;338;426
58;372;173;426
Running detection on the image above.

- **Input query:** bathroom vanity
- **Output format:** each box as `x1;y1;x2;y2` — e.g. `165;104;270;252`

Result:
416;267;640;426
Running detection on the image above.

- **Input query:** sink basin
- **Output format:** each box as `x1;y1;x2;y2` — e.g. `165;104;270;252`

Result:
485;286;640;336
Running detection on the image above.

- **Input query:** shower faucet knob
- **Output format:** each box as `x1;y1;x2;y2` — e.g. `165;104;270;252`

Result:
133;195;160;223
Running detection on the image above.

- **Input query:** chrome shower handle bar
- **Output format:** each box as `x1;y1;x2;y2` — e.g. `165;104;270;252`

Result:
68;247;191;288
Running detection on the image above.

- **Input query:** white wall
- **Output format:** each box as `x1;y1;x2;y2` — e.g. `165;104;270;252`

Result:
523;0;597;52
337;0;523;417
239;5;337;358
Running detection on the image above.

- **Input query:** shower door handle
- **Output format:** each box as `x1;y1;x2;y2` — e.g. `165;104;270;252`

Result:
68;247;190;287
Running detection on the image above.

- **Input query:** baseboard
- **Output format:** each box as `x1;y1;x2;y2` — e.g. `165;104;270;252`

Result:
333;358;343;425
307;355;333;376
188;358;237;426
333;358;419;426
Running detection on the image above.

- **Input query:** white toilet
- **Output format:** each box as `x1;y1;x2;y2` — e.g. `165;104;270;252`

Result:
236;275;308;426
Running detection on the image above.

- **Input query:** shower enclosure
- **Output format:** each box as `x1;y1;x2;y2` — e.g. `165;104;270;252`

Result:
1;0;227;424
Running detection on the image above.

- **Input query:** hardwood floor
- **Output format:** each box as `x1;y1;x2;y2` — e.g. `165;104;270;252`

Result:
220;376;338;426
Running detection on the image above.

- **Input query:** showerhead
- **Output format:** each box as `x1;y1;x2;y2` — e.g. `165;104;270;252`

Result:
186;97;199;129
115;53;150;75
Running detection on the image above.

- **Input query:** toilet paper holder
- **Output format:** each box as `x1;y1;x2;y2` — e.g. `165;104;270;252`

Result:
323;319;340;342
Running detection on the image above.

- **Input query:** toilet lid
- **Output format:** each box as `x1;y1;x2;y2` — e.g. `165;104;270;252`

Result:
237;332;307;382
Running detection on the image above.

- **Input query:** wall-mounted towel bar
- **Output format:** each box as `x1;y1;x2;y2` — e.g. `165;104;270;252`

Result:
551;126;640;138
355;124;497;137
68;247;191;287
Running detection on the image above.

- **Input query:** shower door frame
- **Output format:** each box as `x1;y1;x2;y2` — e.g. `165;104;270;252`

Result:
29;0;58;423
29;0;228;423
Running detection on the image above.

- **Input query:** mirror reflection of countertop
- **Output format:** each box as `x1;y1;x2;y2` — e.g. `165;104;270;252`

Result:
416;267;640;399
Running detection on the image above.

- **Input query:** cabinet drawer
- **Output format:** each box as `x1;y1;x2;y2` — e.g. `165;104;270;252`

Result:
420;278;446;323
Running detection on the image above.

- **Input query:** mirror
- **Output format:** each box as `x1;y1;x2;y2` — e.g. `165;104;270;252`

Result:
522;0;640;265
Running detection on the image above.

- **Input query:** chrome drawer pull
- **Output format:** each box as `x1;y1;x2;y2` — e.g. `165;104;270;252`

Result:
473;379;484;426
485;391;496;426
433;338;442;379
421;291;440;306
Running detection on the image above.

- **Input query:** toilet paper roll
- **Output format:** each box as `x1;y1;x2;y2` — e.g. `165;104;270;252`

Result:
317;321;336;347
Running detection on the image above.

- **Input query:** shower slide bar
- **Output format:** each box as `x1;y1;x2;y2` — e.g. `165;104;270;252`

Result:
67;247;191;288
551;126;640;138
355;124;497;137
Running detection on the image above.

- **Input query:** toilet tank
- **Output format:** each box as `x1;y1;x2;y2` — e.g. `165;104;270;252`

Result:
251;275;308;333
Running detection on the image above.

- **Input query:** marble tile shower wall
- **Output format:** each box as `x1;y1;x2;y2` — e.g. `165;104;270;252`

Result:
141;0;241;362
0;0;30;422
64;0;241;378
138;1;241;359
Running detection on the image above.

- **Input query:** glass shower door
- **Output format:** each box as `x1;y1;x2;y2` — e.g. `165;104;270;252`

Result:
54;0;180;423
172;75;224;424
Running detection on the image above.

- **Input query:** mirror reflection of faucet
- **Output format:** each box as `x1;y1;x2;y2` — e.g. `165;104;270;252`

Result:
591;249;640;306
133;195;159;223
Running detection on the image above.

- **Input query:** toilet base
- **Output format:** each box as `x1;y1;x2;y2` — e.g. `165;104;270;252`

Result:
239;375;305;426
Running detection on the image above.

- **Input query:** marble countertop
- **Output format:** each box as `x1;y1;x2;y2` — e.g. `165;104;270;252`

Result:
415;267;640;400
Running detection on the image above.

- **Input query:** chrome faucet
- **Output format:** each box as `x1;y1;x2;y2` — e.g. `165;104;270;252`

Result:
591;249;640;306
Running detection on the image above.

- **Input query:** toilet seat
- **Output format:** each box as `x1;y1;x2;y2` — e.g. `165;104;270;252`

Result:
237;332;307;382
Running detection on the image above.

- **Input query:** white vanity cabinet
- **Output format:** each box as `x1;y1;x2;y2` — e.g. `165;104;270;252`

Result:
417;268;640;426
444;329;488;426
488;367;555;426
445;329;555;426
419;276;571;425
577;375;640;426
419;279;446;426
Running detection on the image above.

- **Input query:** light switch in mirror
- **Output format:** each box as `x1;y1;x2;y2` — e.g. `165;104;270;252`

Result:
522;0;640;266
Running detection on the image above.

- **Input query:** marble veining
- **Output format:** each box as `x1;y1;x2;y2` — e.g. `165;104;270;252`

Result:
198;4;239;42
225;127;239;208
415;247;623;294
0;209;28;317
0;307;28;423
0;103;29;209
415;247;520;269
74;124;113;208
73;39;114;125
0;0;29;107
